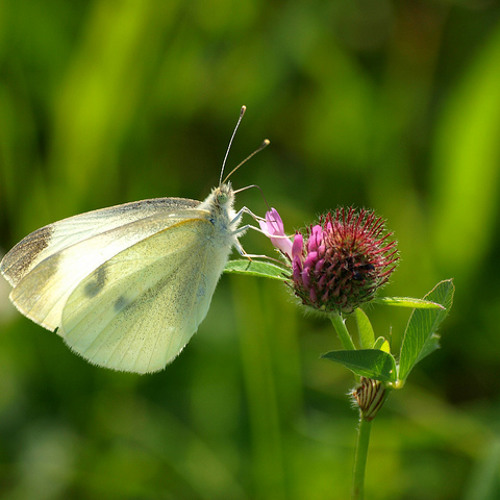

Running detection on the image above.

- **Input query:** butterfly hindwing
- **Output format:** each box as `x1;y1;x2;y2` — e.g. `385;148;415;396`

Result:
60;217;233;373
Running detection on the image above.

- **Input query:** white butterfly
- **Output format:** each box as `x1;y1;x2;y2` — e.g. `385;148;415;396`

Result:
1;106;267;374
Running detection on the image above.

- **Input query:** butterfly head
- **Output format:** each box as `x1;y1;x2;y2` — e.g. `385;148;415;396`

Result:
198;182;236;226
214;182;234;208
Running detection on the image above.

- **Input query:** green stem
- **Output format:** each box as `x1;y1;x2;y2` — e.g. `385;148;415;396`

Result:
330;313;356;350
351;416;372;500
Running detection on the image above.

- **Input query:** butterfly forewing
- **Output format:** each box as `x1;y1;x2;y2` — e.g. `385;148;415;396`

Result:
3;201;202;331
1;198;199;287
61;217;234;373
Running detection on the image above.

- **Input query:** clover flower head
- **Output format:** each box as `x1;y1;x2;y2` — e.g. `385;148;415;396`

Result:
290;207;399;313
262;206;398;314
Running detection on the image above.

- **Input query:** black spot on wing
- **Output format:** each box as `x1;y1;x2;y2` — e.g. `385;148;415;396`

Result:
114;295;129;312
84;265;107;297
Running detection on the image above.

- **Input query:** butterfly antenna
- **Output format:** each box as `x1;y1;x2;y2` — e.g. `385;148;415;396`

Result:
222;139;270;184
233;184;273;212
219;105;247;186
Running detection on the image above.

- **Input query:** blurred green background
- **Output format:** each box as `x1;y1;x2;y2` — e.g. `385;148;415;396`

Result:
1;1;500;499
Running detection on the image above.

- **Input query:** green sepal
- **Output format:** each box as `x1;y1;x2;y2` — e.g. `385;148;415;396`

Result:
373;336;390;353
354;308;375;349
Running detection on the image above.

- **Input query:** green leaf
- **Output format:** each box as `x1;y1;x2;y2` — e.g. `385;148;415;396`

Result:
398;279;455;381
374;297;445;309
416;334;441;364
322;349;397;383
354;308;375;349
224;259;289;281
373;336;390;353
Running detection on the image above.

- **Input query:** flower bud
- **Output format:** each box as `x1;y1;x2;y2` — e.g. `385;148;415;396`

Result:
351;377;388;421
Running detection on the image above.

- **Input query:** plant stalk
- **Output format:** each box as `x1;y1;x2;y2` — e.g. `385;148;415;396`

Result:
351;416;372;500
330;313;356;350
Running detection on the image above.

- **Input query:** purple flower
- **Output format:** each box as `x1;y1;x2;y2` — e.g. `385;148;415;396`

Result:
292;208;398;313
264;207;399;314
259;208;293;258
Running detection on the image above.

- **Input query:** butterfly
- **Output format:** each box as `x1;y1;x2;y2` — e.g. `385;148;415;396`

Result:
1;106;268;374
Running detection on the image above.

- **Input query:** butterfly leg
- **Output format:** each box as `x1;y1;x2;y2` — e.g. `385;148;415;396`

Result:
230;206;291;264
234;204;292;242
231;228;266;259
230;205;266;225
232;226;289;265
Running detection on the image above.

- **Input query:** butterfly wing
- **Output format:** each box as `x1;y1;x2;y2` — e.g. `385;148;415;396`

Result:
1;199;200;331
1;197;199;287
60;217;234;373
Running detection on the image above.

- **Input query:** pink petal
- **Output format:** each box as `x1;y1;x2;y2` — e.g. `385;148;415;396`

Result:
308;225;323;252
292;233;304;260
261;208;293;258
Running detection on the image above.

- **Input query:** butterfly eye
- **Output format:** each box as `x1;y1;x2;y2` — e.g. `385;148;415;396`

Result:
218;192;228;204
